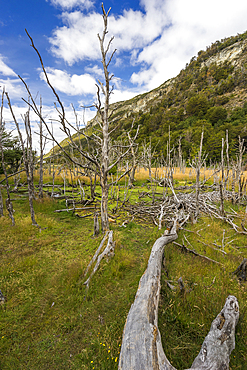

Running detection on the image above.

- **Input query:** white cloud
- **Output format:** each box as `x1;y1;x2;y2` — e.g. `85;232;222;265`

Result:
39;67;97;95
49;11;102;64
0;55;17;77
109;88;144;105
130;0;247;90
3;100;96;154
49;0;94;10
49;5;170;64
0;78;25;98
48;0;247;95
84;64;104;78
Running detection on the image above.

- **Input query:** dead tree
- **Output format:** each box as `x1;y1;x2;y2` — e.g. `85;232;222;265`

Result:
219;138;225;217
236;136;245;202
189;130;206;221
38;96;46;199
142;139;157;203
119;222;239;370
20;5;138;232
0;185;3;217
5;93;39;227
0;90;15;225
127;132;139;186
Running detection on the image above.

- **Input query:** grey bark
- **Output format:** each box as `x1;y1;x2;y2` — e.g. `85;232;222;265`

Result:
38;96;44;199
0;90;15;224
119;223;239;370
0;186;3;217
187;295;239;370
5;92;38;227
195;130;203;220
94;211;100;236
118;223;178;370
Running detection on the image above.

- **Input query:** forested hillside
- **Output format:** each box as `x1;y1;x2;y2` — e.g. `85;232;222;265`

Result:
82;30;247;165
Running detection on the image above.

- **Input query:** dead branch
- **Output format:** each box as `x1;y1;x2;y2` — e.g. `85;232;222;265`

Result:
173;241;223;266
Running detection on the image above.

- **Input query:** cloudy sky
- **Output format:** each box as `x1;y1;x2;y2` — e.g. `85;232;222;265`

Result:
1;0;247;152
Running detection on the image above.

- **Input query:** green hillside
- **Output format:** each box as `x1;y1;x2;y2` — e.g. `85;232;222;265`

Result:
52;30;247;165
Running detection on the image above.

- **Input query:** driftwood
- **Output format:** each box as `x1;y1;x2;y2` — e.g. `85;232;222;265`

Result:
119;224;239;370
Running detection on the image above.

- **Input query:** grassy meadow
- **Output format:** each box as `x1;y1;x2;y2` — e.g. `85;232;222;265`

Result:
0;168;246;369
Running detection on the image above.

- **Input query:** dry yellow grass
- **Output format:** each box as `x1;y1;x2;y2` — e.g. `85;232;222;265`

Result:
1;167;247;187
134;167;247;183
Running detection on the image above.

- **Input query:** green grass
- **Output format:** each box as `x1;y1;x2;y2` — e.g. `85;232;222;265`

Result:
0;180;246;369
159;214;247;369
0;190;160;369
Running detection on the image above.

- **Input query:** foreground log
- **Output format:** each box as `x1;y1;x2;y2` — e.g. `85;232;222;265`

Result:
119;225;239;370
187;295;239;370
118;224;178;370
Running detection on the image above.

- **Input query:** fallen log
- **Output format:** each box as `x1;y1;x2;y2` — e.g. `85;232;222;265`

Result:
186;295;239;370
118;222;178;370
119;224;239;370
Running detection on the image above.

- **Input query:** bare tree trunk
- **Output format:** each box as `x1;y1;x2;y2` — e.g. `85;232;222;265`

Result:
220;138;225;216
5;92;38;227
237;136;245;202
89;172;96;201
0;90;15;224
0;186;3;217
94;211;100;236
195;131;204;220
224;130;230;193
38;96;44;199
100;175;109;231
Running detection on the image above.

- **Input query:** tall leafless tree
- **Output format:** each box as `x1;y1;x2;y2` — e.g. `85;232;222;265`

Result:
5;93;39;227
0;90;15;225
38;96;46;199
20;4;138;232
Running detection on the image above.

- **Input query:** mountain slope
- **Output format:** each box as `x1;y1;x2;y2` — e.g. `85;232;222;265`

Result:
54;31;247;163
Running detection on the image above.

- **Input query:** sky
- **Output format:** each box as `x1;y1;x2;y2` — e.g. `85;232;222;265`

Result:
1;0;247;153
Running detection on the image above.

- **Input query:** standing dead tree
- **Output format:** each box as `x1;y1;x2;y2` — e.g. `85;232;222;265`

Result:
20;4;138;232
0;90;15;225
5;93;39;227
189;130;207;221
38;96;46;199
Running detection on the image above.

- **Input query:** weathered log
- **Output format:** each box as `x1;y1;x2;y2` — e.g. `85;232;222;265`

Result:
186;295;239;370
119;225;239;370
118;224;178;370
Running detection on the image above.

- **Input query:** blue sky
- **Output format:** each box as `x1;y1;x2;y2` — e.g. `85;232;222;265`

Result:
1;0;247;152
